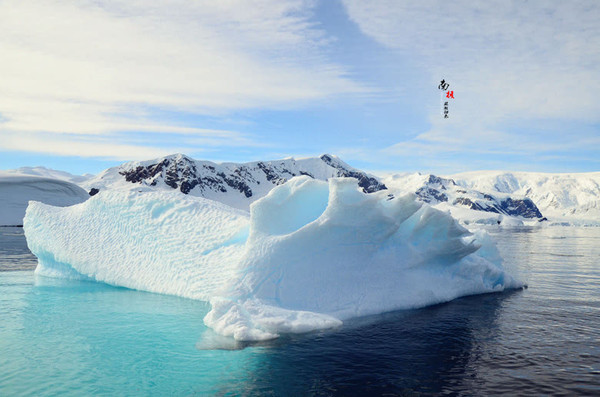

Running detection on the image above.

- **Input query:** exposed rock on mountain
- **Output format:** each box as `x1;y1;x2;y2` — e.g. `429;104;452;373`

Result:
384;172;544;224
84;153;387;210
449;171;600;225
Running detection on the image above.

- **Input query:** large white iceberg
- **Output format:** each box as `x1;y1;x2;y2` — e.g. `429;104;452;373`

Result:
24;176;522;341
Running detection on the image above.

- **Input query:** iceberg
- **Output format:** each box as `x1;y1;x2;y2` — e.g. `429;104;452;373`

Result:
24;176;523;341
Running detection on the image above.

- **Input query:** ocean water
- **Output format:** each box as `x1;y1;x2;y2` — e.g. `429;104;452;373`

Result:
0;226;599;396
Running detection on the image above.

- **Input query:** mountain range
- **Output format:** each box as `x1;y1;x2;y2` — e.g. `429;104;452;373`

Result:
384;173;544;226
82;153;386;210
1;153;599;226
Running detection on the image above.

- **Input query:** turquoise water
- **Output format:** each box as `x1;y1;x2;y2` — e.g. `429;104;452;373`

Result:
0;271;265;395
1;226;600;395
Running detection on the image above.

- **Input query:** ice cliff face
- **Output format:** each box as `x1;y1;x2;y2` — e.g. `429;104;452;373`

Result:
384;173;544;225
24;176;522;341
0;173;90;226
83;153;386;210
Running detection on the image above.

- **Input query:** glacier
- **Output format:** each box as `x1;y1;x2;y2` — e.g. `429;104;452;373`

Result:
0;173;90;226
24;176;523;341
449;171;600;226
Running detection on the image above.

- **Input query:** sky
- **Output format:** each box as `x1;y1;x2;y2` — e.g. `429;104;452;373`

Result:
0;0;599;175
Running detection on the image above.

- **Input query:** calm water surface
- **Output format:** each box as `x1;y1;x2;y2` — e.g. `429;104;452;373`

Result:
0;226;599;396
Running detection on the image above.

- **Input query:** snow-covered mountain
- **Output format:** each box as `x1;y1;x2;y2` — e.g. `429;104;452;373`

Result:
0;172;90;226
384;173;544;225
449;171;600;226
83;153;387;210
3;154;598;226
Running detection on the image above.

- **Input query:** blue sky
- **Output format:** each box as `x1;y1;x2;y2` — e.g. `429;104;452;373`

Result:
0;0;598;175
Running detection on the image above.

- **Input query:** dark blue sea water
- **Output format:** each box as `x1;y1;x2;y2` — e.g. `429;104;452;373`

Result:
1;226;599;396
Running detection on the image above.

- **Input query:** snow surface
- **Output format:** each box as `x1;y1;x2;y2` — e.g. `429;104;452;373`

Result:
0;173;89;225
25;176;522;341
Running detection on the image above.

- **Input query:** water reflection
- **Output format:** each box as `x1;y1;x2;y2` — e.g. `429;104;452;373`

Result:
2;226;599;395
243;290;520;396
0;227;37;271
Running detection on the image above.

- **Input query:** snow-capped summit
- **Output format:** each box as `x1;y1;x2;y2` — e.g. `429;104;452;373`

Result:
83;153;387;210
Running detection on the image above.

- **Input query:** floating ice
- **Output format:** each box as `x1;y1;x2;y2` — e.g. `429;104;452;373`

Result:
204;177;522;340
24;177;523;341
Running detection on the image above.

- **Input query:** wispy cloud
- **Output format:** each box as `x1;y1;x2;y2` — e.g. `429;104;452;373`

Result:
342;0;600;163
1;132;188;160
0;0;366;158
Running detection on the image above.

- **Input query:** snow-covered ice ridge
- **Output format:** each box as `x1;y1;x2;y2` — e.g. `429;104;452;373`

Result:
25;176;523;341
83;153;386;210
384;171;600;226
449;171;600;226
0;172;89;226
384;173;545;226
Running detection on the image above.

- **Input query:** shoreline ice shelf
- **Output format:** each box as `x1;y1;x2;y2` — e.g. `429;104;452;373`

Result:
0;172;89;226
24;176;523;341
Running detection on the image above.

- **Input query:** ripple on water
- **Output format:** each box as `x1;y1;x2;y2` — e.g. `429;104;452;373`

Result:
0;226;599;395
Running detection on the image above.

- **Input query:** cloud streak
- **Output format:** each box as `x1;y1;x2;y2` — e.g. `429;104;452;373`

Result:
343;0;600;163
0;0;366;157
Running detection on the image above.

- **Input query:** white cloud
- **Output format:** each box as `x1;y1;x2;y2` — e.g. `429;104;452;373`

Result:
0;0;366;157
342;0;600;160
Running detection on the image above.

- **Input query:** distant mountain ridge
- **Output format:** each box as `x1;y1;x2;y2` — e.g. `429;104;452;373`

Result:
3;166;93;184
3;155;599;225
415;174;542;218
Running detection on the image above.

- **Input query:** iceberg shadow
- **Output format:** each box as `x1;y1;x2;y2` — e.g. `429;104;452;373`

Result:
234;289;522;395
